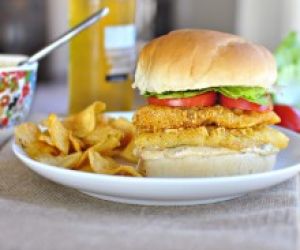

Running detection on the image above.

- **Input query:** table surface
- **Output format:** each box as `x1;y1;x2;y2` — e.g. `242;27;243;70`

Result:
0;82;299;250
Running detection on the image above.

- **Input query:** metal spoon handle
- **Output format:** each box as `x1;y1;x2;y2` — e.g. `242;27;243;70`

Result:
19;7;109;66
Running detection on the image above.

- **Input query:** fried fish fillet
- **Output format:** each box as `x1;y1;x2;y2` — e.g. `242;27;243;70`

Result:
133;105;280;132
134;126;289;151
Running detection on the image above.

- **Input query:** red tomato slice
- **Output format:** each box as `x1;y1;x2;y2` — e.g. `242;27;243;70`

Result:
274;104;300;132
220;95;272;112
148;92;217;107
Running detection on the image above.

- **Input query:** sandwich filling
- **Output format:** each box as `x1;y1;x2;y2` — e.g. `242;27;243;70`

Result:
144;86;270;105
138;144;278;160
133;92;289;159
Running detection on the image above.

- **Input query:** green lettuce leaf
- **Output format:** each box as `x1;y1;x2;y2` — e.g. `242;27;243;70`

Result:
217;87;268;105
144;86;269;105
144;89;210;99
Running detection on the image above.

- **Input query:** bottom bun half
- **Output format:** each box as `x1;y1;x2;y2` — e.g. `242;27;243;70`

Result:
138;153;277;177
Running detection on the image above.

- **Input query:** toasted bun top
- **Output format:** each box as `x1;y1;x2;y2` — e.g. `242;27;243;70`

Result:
133;29;277;93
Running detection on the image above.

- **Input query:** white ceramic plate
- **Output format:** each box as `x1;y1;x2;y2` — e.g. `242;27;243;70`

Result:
12;112;300;206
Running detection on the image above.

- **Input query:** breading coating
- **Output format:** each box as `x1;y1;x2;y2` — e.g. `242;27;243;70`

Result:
135;126;289;151
133;105;280;132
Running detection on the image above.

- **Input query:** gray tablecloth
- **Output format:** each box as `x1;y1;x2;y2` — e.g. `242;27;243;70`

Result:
0;139;299;250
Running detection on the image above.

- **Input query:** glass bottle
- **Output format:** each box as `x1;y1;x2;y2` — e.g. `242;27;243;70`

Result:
69;0;136;113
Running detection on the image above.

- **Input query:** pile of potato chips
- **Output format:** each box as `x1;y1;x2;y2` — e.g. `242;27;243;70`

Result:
14;102;142;177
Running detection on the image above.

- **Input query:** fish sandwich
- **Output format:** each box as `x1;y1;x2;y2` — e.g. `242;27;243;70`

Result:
133;29;289;177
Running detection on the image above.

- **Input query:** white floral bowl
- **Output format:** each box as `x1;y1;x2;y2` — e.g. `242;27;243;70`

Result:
0;55;38;129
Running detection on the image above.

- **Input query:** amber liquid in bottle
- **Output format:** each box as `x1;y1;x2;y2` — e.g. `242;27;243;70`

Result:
69;0;136;113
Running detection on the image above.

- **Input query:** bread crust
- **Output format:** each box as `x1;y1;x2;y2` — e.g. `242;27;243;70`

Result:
139;152;276;177
134;29;277;93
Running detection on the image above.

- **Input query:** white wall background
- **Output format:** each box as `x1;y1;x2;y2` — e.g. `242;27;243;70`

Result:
236;0;300;50
173;0;237;33
45;0;300;80
46;0;68;80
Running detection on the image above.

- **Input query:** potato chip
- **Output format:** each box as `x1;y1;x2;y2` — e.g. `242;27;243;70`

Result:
36;152;82;169
137;163;146;177
64;102;106;138
15;122;40;148
96;113;106;124
38;133;54;146
88;149;118;173
47;114;70;154
73;150;89;169
88;149;141;176
25;142;60;159
109;117;135;135
83;124;122;146
119;139;138;163
15;123;59;158
14;101;143;178
79;164;94;173
92;136;120;155
109;118;135;147
111;165;143;177
69;132;84;152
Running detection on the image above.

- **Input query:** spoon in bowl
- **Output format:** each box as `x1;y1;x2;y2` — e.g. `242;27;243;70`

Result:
18;7;109;66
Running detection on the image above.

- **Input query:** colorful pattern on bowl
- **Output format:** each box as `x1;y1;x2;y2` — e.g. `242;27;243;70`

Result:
0;69;37;128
